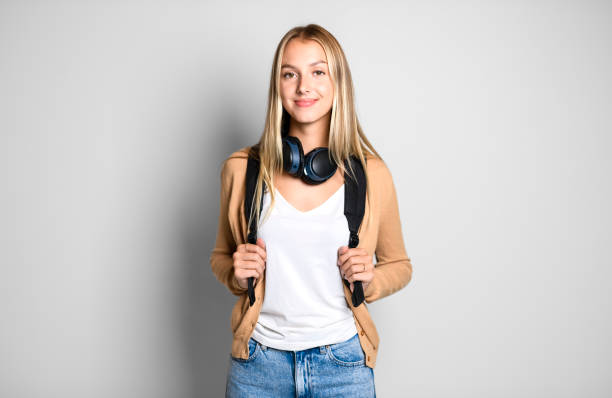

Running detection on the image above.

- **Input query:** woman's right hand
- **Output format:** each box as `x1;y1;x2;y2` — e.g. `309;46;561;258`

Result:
233;237;267;289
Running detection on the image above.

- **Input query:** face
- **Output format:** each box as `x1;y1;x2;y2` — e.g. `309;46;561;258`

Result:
279;39;334;126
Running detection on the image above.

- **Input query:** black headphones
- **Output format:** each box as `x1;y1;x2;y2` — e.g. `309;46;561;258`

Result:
282;135;337;185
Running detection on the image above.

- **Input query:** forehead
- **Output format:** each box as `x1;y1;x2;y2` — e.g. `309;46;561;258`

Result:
281;39;327;65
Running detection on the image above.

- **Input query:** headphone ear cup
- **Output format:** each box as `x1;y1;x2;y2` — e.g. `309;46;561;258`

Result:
282;136;304;178
301;148;337;185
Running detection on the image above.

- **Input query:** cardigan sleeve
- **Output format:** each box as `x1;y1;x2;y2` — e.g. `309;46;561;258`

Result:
364;162;413;303
209;158;248;296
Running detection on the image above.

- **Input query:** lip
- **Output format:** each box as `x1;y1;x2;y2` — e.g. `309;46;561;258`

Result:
295;99;318;107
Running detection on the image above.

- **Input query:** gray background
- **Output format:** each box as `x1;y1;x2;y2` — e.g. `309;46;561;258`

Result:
1;1;611;397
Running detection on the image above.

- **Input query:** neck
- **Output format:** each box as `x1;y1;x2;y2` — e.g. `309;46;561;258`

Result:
287;113;331;153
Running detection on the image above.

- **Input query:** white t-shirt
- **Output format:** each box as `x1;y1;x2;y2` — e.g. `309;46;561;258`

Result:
250;184;358;351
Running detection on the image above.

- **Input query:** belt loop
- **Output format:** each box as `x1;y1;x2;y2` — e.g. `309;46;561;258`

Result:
319;345;326;354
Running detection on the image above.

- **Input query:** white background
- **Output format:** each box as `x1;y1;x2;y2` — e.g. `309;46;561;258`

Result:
1;1;610;397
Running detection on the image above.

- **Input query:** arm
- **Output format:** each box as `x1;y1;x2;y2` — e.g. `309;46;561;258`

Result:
209;159;248;296
364;163;413;303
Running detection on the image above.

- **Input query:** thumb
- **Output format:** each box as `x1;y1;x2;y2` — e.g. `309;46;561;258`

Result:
350;282;354;293
339;245;348;254
256;237;266;249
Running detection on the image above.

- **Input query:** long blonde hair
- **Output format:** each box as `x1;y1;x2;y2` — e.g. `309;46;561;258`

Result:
248;23;382;234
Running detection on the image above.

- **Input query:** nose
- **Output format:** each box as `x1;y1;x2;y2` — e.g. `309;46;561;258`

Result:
297;75;311;95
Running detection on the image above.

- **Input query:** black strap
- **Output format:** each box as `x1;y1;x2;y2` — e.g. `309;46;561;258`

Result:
245;155;265;306
244;151;367;308
342;155;367;307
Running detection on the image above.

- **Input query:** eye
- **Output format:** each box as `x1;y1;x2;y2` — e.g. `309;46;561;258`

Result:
282;72;295;79
314;70;325;76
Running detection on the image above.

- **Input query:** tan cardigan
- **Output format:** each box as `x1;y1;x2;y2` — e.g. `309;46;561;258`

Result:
209;146;413;369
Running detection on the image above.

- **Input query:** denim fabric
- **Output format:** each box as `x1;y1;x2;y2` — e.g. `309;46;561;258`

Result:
226;333;376;397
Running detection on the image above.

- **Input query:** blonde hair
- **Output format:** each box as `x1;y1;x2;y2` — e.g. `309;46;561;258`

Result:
248;23;382;234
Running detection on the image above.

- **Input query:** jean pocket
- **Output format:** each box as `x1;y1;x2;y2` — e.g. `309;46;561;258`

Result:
326;334;365;367
230;337;260;363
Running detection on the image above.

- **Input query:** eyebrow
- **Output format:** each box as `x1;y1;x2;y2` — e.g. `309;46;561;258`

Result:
281;60;327;69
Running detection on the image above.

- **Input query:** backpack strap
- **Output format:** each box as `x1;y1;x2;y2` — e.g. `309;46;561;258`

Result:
343;155;367;307
244;153;265;306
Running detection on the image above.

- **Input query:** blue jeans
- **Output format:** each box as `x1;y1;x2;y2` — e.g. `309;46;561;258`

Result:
226;333;376;397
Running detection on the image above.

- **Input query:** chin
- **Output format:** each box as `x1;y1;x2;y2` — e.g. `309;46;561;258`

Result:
288;109;326;124
291;115;324;124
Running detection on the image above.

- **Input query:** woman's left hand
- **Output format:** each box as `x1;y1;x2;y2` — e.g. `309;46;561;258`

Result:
337;246;374;293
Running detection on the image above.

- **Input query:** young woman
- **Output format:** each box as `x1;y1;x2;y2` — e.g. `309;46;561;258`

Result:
210;24;413;397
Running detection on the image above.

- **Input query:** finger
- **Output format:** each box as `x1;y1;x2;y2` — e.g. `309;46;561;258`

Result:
337;248;355;267
345;261;373;281
347;265;375;284
236;254;265;270
344;264;363;280
350;263;367;278
239;253;266;267
235;267;260;278
234;268;261;282
246;243;267;261
342;264;362;280
237;243;267;262
235;260;265;277
339;255;359;278
241;251;265;265
233;250;265;267
347;269;367;283
338;247;368;264
339;255;370;277
337;246;353;265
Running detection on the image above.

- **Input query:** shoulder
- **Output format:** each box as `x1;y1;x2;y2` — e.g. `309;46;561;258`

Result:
219;146;250;179
364;154;393;185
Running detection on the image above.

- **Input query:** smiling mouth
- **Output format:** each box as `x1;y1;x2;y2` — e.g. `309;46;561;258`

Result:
295;99;318;107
